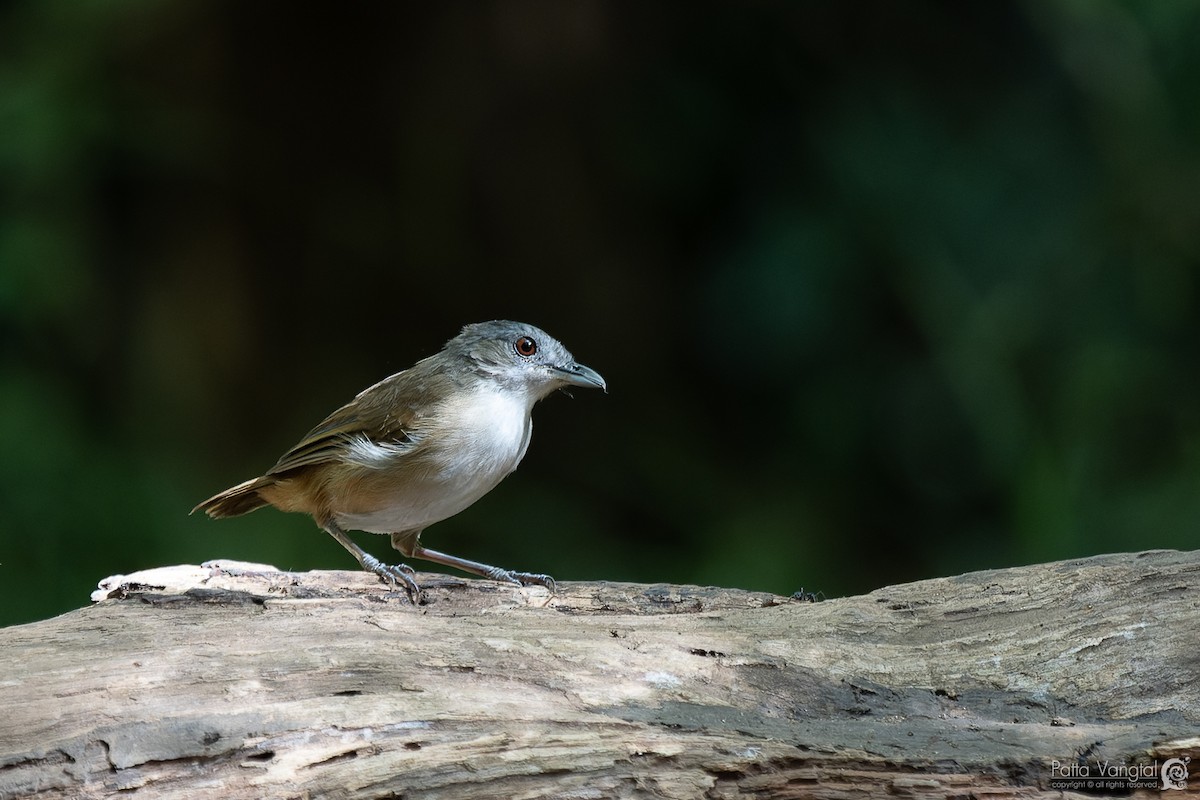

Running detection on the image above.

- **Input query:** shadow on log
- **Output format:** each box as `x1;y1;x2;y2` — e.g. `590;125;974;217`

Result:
1;550;1197;798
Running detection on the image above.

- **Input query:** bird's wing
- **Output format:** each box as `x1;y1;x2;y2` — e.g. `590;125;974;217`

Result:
264;370;432;476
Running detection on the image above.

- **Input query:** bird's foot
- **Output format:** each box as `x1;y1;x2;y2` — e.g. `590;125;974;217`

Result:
485;567;557;593
361;553;422;602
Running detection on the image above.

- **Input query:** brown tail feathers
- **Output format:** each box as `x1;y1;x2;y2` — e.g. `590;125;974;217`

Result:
192;476;275;518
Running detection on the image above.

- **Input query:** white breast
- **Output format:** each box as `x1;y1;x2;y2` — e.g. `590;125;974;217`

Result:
433;385;534;477
334;386;534;534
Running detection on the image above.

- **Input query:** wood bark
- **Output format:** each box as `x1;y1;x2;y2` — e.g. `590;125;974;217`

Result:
1;550;1197;799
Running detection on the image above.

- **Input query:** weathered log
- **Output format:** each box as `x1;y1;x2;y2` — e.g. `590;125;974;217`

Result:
1;550;1197;799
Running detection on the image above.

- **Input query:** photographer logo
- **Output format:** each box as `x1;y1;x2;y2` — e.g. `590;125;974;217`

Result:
1049;755;1189;791
1162;756;1190;791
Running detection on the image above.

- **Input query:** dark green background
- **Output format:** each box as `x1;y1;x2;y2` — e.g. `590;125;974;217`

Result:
3;2;1199;626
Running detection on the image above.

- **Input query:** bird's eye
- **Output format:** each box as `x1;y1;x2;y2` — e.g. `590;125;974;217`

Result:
515;336;538;357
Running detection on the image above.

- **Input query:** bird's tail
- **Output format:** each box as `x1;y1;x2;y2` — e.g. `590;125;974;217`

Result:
192;476;275;518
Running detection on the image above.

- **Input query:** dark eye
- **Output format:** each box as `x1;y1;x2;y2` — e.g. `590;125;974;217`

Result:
515;336;537;357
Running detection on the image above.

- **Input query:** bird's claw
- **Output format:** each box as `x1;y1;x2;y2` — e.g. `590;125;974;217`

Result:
361;554;422;603
488;568;556;593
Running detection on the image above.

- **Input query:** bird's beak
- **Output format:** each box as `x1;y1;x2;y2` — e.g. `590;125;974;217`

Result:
553;362;607;393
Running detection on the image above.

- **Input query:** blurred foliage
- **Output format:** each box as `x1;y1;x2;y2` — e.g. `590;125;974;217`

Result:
2;1;1199;626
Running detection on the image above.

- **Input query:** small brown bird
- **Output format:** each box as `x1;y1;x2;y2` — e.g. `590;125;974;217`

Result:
193;320;606;600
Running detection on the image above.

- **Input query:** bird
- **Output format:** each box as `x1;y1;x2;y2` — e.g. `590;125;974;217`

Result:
193;320;606;600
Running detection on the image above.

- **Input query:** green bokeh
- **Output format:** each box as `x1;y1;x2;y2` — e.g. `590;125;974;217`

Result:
2;1;1198;626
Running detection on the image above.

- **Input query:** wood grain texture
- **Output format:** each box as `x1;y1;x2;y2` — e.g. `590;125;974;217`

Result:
1;550;1197;799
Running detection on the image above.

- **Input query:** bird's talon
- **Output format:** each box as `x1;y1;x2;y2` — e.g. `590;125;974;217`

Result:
499;571;556;593
363;558;421;603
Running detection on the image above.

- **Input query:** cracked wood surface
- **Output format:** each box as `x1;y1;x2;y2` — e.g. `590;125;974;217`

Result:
1;550;1197;799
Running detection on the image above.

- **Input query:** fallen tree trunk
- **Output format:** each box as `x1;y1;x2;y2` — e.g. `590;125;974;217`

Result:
1;550;1197;799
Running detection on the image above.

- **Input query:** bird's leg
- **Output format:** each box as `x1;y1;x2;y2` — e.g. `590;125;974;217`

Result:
389;531;556;592
321;519;421;602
